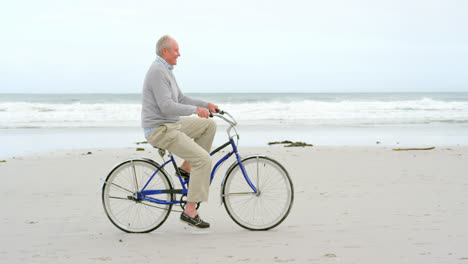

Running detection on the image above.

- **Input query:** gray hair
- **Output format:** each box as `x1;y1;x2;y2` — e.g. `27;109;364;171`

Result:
156;35;173;56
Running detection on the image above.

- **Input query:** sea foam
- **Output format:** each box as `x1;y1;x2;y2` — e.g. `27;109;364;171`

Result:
1;96;468;128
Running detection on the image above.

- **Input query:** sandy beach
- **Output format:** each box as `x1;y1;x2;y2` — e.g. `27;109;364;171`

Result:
1;145;467;263
2;0;467;260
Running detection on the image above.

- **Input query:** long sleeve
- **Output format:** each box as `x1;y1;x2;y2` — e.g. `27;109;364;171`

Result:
149;69;196;116
178;87;209;108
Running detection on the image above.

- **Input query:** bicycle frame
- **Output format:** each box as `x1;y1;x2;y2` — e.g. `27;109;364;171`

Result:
136;115;258;206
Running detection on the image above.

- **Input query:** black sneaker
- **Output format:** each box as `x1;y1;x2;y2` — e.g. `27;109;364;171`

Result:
180;212;210;229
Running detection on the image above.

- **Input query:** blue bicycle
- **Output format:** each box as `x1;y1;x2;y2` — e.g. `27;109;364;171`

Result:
102;111;294;232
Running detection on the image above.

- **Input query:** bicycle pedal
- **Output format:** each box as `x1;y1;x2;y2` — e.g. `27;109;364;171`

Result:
178;167;191;179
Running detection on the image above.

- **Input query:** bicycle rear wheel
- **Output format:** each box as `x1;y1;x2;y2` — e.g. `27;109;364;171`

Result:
222;156;294;230
102;159;173;233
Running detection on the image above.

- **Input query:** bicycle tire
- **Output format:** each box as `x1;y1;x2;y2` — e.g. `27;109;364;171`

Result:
222;156;294;230
102;158;174;233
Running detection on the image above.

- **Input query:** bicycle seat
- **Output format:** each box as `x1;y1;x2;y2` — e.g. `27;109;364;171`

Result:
153;146;167;157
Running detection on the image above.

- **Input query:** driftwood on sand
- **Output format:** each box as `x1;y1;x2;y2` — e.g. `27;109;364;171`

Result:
268;140;294;145
392;147;435;151
268;140;313;147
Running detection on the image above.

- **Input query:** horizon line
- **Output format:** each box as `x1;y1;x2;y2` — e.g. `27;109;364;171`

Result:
1;91;468;95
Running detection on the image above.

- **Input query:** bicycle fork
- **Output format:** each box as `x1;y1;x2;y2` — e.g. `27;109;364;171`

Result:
218;139;260;204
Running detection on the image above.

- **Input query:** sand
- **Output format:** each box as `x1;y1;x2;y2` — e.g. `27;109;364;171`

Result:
1;145;467;263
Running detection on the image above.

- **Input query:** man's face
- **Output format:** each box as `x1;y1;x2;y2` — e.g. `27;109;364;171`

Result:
162;38;180;66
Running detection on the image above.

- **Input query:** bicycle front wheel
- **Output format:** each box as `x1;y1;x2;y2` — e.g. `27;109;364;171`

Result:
222;156;294;230
102;159;173;233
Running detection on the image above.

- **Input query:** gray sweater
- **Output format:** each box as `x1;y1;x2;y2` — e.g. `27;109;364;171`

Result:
141;60;208;128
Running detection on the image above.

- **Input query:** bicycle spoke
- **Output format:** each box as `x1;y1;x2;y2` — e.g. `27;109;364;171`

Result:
131;160;139;192
224;192;256;196
139;201;172;211
256;157;260;190
109;182;134;194
109;196;131;200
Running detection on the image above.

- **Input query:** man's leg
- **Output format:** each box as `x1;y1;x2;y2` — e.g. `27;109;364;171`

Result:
176;118;216;221
177;117;216;173
168;135;211;227
167;134;212;203
146;119;216;227
146;123;212;203
178;117;217;153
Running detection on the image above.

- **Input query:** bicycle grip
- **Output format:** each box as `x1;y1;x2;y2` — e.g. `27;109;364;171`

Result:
209;109;223;117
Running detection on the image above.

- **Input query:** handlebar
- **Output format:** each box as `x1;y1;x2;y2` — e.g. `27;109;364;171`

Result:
209;108;224;117
210;109;237;126
208;109;239;140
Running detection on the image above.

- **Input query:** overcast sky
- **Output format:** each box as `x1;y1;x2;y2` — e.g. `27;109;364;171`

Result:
1;0;467;93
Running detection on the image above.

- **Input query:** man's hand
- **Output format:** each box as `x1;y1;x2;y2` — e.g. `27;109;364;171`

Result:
196;107;210;118
208;103;219;113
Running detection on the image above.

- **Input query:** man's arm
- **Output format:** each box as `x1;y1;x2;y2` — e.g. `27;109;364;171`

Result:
178;87;219;113
178;88;209;108
179;89;218;114
150;70;196;116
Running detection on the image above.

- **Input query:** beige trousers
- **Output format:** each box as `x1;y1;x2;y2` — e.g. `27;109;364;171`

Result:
146;117;217;202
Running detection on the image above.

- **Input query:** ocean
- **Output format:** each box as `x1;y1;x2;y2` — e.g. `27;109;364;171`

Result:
1;92;468;157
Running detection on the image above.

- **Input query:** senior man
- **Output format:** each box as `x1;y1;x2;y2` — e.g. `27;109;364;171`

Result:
141;35;218;229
